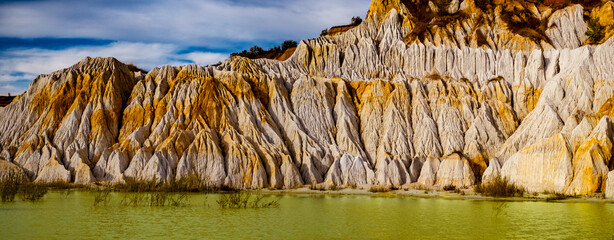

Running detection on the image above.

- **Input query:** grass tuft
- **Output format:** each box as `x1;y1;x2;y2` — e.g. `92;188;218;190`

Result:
0;169;23;202
474;176;525;198
368;185;392;193
18;182;48;202
586;17;605;44
93;189;112;206
217;192;279;209
1;169;49;202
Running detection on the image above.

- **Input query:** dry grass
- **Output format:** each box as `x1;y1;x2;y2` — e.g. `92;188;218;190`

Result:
474;176;525;197
217;192;279;209
443;184;457;191
586;17;605;44
0;169;23;202
93;189;112;206
114;174;218;193
309;181;326;191
368;185;393;193
1;170;49;203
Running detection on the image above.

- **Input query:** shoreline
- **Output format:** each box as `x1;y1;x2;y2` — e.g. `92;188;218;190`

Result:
23;181;614;204
254;187;614;204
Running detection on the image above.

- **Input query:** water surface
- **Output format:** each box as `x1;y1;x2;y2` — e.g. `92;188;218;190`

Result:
1;191;613;239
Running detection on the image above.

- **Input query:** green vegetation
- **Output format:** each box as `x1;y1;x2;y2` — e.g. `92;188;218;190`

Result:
216;192;279;209
230;40;298;59
351;16;363;25
474;176;525;197
321;16;363;36
586;17;605;44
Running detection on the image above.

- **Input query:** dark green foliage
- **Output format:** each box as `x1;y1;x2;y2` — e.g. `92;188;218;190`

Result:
320;29;329;36
230;40;298;59
586;17;605;44
281;40;298;50
474;176;525;197
351;16;363;25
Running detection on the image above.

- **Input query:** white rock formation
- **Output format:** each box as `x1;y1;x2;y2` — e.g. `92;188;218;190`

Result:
0;0;612;195
606;171;614;199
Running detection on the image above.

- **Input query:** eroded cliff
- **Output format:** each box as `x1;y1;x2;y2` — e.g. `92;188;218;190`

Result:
1;0;614;196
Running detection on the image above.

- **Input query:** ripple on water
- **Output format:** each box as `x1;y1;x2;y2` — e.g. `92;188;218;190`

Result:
0;192;613;239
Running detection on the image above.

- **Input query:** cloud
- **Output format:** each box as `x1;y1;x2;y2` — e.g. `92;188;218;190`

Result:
0;0;371;47
0;0;373;95
0;42;229;95
183;52;228;66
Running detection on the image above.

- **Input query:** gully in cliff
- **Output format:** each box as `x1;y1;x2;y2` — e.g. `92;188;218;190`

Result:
1;0;614;239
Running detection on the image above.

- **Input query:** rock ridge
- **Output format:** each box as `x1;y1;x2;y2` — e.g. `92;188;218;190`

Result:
0;1;613;196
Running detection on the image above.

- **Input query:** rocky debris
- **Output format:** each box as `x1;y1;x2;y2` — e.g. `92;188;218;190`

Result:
0;0;613;195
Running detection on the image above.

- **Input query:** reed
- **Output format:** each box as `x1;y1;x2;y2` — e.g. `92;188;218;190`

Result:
217;192;279;209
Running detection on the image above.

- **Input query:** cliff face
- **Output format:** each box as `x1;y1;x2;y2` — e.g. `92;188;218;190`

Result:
1;0;614;195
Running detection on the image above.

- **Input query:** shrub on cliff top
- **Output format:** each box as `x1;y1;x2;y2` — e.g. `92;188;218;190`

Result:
586;17;605;44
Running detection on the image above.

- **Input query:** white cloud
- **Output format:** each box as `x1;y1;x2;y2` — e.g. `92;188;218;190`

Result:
183;52;227;66
0;0;373;95
0;84;23;96
0;0;371;46
0;42;230;95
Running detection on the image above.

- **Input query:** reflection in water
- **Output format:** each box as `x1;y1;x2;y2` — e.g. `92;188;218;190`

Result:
0;192;613;239
492;201;508;217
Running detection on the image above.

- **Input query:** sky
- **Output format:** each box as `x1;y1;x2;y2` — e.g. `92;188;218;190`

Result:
0;0;371;95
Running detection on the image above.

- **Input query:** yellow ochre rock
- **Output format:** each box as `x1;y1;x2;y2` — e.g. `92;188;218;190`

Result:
0;1;613;195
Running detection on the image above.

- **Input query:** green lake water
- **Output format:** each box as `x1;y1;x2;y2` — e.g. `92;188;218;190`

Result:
1;191;613;239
